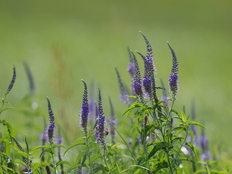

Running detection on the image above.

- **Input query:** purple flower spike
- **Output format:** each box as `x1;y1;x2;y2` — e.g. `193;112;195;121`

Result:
167;42;179;95
140;32;156;72
46;97;56;144
127;47;136;78
115;68;130;105
199;128;208;152
95;89;106;144
46;97;55;124
47;123;56;144
97;115;106;144
80;80;89;135
131;52;143;97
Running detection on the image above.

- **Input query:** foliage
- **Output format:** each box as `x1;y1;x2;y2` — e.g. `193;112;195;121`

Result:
0;33;231;174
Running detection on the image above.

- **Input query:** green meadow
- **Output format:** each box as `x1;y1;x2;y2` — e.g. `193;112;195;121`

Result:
1;0;232;169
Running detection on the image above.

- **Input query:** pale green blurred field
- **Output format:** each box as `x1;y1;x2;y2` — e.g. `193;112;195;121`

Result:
1;1;232;155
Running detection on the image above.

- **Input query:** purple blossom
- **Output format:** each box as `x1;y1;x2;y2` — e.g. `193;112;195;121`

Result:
131;52;143;96
95;89;106;144
160;90;170;110
5;65;16;95
56;134;63;145
138;33;156;97
46;97;56;144
46;97;54;124
168;43;179;95
199;128;208;152
127;47;136;78
201;151;211;162
115;68;131;105
80;80;89;135
97;115;106;144
47;123;56;144
40;131;47;143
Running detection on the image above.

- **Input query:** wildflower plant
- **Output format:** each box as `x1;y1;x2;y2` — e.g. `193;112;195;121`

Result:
0;33;226;174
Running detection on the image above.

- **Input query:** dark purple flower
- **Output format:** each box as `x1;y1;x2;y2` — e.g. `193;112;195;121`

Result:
46;97;54;124
80;80;89;135
168;43;179;95
139;33;156;96
115;68;131;105
46;97;56;144
97;115;106;144
95;89;106;144
47;123;56;144
169;73;178;93
132;52;143;96
98;89;104;118
5;65;16;95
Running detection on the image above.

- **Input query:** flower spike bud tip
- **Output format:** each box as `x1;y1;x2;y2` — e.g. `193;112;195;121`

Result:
5;65;16;95
115;68;130;105
167;42;179;95
80;79;89;134
131;52;143;96
46;97;56;144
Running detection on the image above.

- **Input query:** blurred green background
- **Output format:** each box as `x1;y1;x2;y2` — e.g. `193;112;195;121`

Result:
1;1;232;156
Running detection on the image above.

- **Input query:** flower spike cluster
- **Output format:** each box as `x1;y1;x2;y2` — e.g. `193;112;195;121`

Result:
80;80;89;135
168;42;179;96
46;97;56;144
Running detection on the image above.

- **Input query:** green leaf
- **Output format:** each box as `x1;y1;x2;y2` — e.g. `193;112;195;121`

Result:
131;164;150;171
189;122;206;129
30;146;49;154
1;120;15;136
53;144;66;149
179;157;195;163
56;160;72;167
90;154;102;163
0;107;14;113
64;142;85;155
122;102;143;116
152;160;168;173
185;142;198;158
75;151;85;163
31;162;50;172
148;142;167;160
13;160;28;167
66;164;82;173
193;169;207;174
